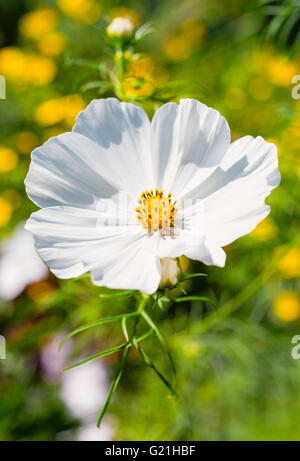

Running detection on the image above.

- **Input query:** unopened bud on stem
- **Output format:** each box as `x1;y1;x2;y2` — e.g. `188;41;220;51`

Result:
107;17;136;40
159;258;181;290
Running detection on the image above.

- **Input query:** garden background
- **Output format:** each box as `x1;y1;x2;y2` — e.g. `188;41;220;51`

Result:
0;0;300;441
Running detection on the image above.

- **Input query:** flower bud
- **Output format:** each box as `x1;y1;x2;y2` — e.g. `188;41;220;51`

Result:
159;258;181;290
106;17;136;40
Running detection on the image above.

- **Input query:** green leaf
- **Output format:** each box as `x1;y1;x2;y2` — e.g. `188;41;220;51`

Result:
121;316;129;342
97;297;149;428
59;311;138;351
64;56;99;70
173;283;187;296
63;327;154;372
97;345;130;428
80;81;112;93
63;343;128;371
141;311;176;388
174;296;216;308
156;295;171;311
137;328;154;342
99;290;138;299
179;272;207;281
134;22;154;41
134;341;178;398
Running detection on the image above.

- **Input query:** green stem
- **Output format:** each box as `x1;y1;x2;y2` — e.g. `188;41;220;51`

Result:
115;46;126;100
97;295;148;427
121;299;178;398
141;310;177;389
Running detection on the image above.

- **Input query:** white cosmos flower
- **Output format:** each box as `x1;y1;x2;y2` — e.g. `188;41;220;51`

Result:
25;98;280;294
61;361;108;420
0;223;48;300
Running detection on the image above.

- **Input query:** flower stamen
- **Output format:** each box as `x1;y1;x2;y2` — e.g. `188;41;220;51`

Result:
136;188;178;232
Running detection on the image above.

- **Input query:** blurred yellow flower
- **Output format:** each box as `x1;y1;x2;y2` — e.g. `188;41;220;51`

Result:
249;77;272;101
267;55;297;87
37;31;67;56
251;47;298;87
127;55;155;79
57;0;102;25
108;6;141;26
19;8;58;40
0;197;12;227
251;47;274;74
64;94;86;128
273;291;300;322
0;48;57;86
35;98;66;126
124;56;156;98
123;78;154;98
251;217;277;240
225;88;246;110
163;35;192;62
281;124;300;154
25;54;57;86
278;247;300;278
163;20;204;62
0;47;26;80
35;94;85;127
13;131;39;154
0;147;18;173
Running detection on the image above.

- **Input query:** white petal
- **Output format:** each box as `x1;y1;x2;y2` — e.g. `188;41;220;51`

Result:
25;132;120;209
73;98;153;196
182;136;280;202
202;137;280;247
26;204;161;293
25;205;141;279
91;237;161;295
25;98;153;209
150;98;230;197
157;225;226;268
220;135;280;186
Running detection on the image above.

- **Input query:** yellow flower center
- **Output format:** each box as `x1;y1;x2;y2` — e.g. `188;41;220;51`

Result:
136;189;178;232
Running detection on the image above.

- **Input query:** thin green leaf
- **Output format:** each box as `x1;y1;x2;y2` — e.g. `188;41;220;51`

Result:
179;272;207;281
64;56;99;70
173;283;187;296
121;316;129;342
59;311;138;351
156;295;171;311
97;299;148;427
99;289;138;299
63;343;128;371
134;22;154;41
64;327;154;372
97;345;130;427
141;310;176;388
174;296;216;308
134;341;178;398
80;81;111;92
136;328;154;342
